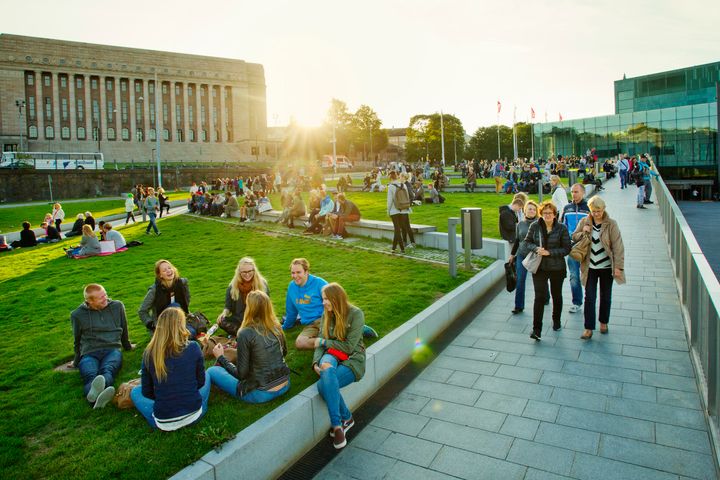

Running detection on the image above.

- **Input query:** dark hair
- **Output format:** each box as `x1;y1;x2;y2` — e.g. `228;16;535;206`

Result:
22;221;31;230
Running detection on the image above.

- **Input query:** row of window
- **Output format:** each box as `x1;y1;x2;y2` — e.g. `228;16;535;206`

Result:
26;124;226;142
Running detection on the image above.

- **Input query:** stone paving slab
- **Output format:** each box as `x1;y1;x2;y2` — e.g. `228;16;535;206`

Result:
314;177;718;479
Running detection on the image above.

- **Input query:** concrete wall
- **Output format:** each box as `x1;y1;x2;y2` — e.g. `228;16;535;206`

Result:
170;260;506;480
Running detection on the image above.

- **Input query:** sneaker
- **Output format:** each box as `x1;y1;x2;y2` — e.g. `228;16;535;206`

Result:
569;304;581;313
511;308;524;314
86;375;106;403
637;205;647;209
156;232;162;236
644;200;654;204
407;243;416;249
93;386;115;409
329;417;355;437
362;325;379;338
332;426;347;449
530;331;541;341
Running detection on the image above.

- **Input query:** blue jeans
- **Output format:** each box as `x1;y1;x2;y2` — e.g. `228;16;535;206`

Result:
131;370;211;429
584;268;613;330
637;185;646;206
514;254;528;309
146;212;159;234
567;257;582;306
78;349;123;398
316;354;356;427
619;170;628;188
644;179;652;201
206;366;290;403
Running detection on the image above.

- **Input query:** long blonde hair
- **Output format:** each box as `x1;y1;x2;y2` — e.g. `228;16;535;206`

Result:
240;290;283;340
154;259;179;289
230;257;267;301
322;283;351;341
144;307;189;382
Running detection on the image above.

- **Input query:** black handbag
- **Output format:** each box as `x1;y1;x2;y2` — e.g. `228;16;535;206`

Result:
505;260;517;292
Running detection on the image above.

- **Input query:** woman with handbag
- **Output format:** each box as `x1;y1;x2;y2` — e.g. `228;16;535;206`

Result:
130;307;210;431
312;283;366;449
508;201;539;314
216;257;270;336
572;196;625;339
207;290;291;403
521;201;571;340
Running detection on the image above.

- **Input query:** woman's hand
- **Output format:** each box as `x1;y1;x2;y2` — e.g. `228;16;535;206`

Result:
212;343;224;359
537;247;550;256
614;268;623;278
313;337;324;349
216;313;225;324
582;224;592;233
508;255;515;263
313;363;321;376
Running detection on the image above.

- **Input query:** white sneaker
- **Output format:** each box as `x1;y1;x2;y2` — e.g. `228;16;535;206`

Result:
86;375;106;403
93;386;116;409
569;304;582;313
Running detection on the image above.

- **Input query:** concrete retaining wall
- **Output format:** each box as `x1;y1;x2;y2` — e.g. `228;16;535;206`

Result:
170;260;506;480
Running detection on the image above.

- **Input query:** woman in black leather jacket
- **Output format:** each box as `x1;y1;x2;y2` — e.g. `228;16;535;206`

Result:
522;201;571;340
208;290;291;403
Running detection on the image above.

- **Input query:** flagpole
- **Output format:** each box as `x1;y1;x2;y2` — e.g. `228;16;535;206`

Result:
512;106;518;161
531;122;535;161
440;110;445;167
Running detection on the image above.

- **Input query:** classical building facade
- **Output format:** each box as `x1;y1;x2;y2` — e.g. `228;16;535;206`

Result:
0;34;268;163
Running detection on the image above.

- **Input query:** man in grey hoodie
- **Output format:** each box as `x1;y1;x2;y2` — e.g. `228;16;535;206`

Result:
70;284;134;409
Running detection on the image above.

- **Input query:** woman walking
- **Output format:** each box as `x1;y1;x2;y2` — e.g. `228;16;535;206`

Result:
125;193;137;224
144;187;161;235
572;196;625;339
508;200;539;314
131;307;210;430
522;201;571;340
313;283;366;449
387;171;412;253
550;175;568;215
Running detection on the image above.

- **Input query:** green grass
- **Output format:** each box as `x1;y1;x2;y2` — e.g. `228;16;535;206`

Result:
270;191;545;237
0;191;188;234
0;214;473;480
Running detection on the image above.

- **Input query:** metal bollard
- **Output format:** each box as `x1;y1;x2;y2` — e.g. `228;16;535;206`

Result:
463;210;472;270
448;217;459;277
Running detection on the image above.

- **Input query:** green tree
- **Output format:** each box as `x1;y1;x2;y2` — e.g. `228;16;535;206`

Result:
322;98;353;155
405;113;465;165
350;104;387;161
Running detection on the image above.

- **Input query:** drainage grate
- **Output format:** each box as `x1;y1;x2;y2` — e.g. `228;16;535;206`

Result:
277;279;505;479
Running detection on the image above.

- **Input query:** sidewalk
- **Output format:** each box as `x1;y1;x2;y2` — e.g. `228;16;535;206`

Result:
315;177;718;479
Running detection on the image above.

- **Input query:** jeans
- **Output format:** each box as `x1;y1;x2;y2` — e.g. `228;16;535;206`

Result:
644;179;652;201
567;257;582;306
619;170;628;189
532;270;565;333
131;370;211;429
514;254;528;309
125;212;136;224
146;212;159;234
584;268;613;330
206;366;290;403
316;354;356;427
399;214;415;245
390;214;405;251
78;349;123;397
637;185;646;206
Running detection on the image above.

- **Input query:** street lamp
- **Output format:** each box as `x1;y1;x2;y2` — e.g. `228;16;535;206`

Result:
15;100;26;152
153;73;162;188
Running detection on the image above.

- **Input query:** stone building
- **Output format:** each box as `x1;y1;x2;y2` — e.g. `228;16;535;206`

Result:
0;34;268;163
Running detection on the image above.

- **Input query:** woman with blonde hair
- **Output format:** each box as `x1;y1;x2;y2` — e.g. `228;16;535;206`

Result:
508;200;539;314
550;175;569;216
66;224;102;256
51;202;65;232
131;307;210;430
208;290;291;403
217;257;270;336
312;282;366;449
138;259;190;332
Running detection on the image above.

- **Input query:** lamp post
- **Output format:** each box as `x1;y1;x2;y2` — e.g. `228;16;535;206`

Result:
92;113;101;153
15;100;26;152
154;73;162;188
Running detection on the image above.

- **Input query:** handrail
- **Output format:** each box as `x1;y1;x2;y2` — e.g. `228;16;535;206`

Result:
653;172;720;464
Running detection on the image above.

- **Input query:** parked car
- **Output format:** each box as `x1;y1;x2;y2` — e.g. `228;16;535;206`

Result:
320;155;353;170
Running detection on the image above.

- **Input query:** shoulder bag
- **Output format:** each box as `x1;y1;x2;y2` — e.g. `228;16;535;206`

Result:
522;225;543;274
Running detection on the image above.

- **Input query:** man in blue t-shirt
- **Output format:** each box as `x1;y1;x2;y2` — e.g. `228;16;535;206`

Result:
562;183;590;313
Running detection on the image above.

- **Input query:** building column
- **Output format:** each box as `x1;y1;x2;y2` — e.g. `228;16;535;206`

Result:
169;81;177;142
196;84;203;142
114;79;122;138
129;78;136;141
68;75;76;140
51;71;61;139
143;79;151;140
99;75;107;139
183;83;190;142
219;84;227;142
210;84;217;143
84;75;92;140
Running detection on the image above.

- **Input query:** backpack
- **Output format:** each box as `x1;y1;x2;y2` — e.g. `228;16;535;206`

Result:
394;183;411;210
631;164;645;184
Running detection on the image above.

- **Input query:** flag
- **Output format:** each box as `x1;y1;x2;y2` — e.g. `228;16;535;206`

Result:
497;101;501;114
531;107;536;119
559;113;563;121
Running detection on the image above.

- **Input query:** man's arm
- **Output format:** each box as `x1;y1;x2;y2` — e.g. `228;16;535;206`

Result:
282;285;298;330
137;286;156;329
71;313;82;367
118;302;132;350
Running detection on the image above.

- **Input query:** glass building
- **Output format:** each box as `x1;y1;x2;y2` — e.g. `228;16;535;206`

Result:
534;62;719;180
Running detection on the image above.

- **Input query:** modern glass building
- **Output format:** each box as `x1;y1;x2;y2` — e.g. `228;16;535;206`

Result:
534;62;719;180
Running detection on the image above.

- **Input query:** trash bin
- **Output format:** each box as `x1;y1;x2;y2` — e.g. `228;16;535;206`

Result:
568;170;578;186
460;208;483;250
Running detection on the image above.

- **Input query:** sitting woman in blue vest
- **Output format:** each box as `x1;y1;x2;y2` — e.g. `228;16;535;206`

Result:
131;307;210;431
208;290;291;403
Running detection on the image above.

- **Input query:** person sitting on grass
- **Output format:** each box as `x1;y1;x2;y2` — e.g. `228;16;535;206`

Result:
71;284;134;409
217;257;270;336
138;259;191;334
65;213;85;238
0;235;11;252
327;193;360;239
425;183;440;204
102;223;126;250
84;211;96;231
208;290;291;403
66;224;101;257
131;307;210;430
37;221;62;243
9;221;38;249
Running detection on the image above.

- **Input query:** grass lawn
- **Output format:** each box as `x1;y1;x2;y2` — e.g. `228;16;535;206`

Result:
269;191;547;237
0;214;473;480
0;191;188;234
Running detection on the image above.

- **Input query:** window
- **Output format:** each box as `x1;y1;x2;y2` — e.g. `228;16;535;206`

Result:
76;77;83;89
175;85;180;96
92;100;99;121
200;88;205;97
107;100;114;121
213;106;217;125
212;87;216;97
61;98;68;120
149;128;156;141
251;146;259;156
188;86;193;96
61;126;70;139
107;127;116;140
213;130;219;141
149;83;155;94
60;76;67;89
106;79;113;91
176;105;181;123
77;99;84;121
44;75;51;87
189;129;195;141
189;106;194;123
149;104;156;124
163;104;168;123
29;125;38;139
163;128;169;140
91;78;97;90
201;105;206;125
121;81;127;92
27;73;34;86
136;103;143;123
28;97;36;119
45;97;52;119
177;129;183;142
121;101;128;123
136;128;144;142
162;83;167;95
77;126;86;139
45;125;54;138
135;81;141;93
122;128;129;140
201;129;207;141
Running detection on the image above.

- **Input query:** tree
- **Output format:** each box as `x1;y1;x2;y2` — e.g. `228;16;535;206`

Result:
466;123;534;161
322;99;353;155
405;113;465;165
350;104;387;161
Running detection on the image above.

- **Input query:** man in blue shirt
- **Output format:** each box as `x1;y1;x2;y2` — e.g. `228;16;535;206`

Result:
562;184;590;313
618;155;630;189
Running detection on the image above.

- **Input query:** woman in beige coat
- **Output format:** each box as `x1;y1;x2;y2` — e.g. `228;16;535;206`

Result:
572;196;625;339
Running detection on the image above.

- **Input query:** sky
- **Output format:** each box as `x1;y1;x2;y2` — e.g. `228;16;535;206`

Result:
3;0;719;133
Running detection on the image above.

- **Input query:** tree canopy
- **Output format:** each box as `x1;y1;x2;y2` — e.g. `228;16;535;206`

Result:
466;122;534;161
405;113;465;165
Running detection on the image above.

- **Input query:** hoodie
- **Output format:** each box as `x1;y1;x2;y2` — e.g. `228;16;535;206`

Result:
282;274;328;329
71;299;132;366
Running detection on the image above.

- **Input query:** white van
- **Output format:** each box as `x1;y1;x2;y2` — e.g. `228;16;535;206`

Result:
320;155;353;170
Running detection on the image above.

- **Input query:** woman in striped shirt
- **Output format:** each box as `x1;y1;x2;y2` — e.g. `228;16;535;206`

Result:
571;196;625;340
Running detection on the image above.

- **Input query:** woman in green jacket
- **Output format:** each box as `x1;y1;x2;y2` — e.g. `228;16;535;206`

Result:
312;282;365;450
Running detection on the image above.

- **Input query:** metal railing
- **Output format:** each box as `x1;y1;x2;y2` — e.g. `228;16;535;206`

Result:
653;173;720;458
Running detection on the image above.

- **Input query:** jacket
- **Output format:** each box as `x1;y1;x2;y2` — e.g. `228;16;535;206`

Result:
511;218;537;256
499;205;518;243
125;198;135;213
340;199;361;219
312;305;366;382
318;195;334;216
522;219;571;273
79;234;102;256
217;327;290;396
562;199;589;233
572;214;626;286
71;299;132;366
387;182;410;216
224;279;269;323
138;278;191;329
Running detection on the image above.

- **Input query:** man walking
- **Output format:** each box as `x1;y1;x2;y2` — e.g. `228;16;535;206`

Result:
618;155;630;189
562;184;590;313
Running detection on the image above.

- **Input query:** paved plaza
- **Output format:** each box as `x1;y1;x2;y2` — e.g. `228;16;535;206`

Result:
316;179;718;480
